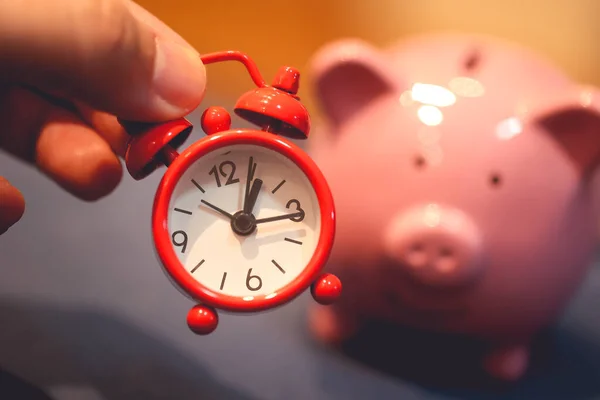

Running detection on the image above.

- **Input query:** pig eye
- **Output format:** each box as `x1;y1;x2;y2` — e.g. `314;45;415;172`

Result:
414;155;426;169
464;48;482;72
489;173;502;187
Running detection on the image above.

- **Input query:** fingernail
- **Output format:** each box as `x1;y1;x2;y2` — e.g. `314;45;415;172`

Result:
152;37;207;117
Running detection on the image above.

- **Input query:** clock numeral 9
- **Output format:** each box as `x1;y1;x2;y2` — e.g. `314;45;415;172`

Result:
246;268;263;291
209;160;240;187
172;230;188;253
286;199;305;222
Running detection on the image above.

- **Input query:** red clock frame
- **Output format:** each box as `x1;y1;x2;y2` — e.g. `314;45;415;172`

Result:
152;129;336;313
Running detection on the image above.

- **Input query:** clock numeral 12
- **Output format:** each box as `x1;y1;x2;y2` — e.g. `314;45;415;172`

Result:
209;160;240;187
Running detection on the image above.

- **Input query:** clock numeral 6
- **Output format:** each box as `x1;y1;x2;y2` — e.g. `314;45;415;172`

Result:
209;160;240;187
246;268;263;291
286;199;305;222
172;230;188;253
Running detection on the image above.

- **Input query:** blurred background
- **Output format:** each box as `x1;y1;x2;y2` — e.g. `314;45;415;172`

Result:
2;1;600;399
139;0;600;118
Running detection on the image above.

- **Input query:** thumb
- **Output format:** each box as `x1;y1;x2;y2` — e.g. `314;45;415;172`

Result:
0;0;206;121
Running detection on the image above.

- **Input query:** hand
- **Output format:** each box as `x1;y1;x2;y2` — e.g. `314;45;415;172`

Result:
242;156;257;214
255;211;305;224
0;0;207;235
200;200;233;220
244;178;263;215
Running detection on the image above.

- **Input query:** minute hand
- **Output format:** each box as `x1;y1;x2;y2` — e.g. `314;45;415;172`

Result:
200;200;233;219
255;212;304;224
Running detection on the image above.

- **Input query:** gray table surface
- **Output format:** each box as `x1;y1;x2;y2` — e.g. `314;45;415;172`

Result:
1;108;600;400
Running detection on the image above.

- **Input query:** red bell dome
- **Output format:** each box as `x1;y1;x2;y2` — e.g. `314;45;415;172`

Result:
234;66;311;139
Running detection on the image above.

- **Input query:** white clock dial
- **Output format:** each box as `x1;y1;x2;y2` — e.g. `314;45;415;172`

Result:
167;143;321;299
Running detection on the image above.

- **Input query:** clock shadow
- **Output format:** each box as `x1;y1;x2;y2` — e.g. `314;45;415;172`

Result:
238;229;307;259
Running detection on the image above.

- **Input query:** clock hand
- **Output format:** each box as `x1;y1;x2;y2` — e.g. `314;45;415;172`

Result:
242;157;256;212
255;211;304;224
200;200;233;219
244;178;263;214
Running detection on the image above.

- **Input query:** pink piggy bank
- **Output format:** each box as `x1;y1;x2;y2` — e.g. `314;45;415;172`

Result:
306;33;600;382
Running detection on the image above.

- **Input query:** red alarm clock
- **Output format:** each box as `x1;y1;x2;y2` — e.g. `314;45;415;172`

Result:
121;51;341;335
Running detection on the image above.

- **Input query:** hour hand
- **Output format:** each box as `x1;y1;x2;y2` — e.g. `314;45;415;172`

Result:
200;200;233;220
244;178;263;214
255;211;304;224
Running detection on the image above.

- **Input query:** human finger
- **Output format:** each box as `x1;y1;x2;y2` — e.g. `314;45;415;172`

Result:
0;0;206;122
76;103;130;157
0;86;123;201
0;176;25;235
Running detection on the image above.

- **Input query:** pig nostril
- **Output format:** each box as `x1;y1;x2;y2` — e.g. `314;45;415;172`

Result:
405;243;427;268
436;248;457;273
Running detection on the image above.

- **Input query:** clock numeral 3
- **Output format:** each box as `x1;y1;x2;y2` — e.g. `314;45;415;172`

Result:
286;199;305;222
209;160;240;187
172;230;188;253
246;268;263;291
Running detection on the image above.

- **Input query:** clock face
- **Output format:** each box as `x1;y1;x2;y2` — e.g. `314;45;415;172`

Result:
166;143;322;300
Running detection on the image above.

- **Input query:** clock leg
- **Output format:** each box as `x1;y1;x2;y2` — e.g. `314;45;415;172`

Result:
310;273;342;305
186;304;219;335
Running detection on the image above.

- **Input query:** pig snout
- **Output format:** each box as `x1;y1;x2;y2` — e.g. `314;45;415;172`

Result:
383;204;485;288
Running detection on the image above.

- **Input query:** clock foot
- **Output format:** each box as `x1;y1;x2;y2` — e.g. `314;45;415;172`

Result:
310;273;342;305
186;304;219;335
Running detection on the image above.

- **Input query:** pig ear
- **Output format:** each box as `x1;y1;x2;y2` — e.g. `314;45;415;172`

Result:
309;39;399;128
529;87;600;176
